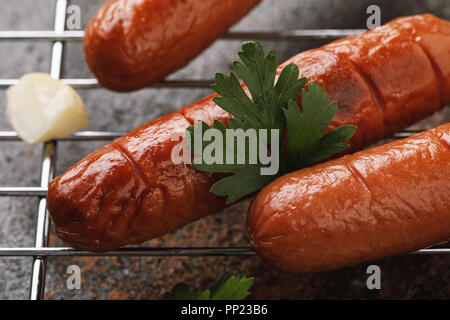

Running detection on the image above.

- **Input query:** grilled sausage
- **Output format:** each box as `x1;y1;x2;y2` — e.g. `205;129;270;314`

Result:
247;123;450;273
48;14;450;251
83;0;261;92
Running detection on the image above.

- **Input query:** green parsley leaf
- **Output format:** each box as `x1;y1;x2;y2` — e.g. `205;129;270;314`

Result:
164;271;254;300
164;283;199;300
211;72;263;130
201;272;254;300
210;166;276;204
185;41;357;204
211;41;305;134
283;84;357;170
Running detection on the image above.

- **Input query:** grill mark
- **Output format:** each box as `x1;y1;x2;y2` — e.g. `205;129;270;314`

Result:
111;142;154;242
117;111;194;239
93;186;116;243
178;108;200;126
346;163;372;195
430;129;450;152
346;58;387;124
416;43;444;107
251;198;270;232
254;210;288;240
167;111;202;226
255;233;286;242
154;179;176;228
395;196;421;222
112;141;151;190
105;149;155;240
124;186;152;242
254;239;280;262
252;193;281;232
439;136;450;151
345;162;387;228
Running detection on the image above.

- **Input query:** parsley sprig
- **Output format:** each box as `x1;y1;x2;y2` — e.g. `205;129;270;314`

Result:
186;41;356;204
164;271;254;300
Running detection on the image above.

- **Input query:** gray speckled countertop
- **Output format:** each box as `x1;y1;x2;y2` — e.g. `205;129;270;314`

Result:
0;0;448;300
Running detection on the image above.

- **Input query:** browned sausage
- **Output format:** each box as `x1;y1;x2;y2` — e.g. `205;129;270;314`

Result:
83;0;261;92
48;14;450;251
247;123;450;273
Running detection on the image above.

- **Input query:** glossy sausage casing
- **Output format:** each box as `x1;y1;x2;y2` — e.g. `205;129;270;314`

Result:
48;14;450;251
247;123;450;273
83;0;261;92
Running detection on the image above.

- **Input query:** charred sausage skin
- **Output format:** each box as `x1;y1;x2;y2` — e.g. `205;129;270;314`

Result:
48;14;450;251
247;123;450;273
83;0;262;92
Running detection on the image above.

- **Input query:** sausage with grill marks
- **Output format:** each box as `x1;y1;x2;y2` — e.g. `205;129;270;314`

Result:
83;0;262;92
247;123;450;273
48;14;450;251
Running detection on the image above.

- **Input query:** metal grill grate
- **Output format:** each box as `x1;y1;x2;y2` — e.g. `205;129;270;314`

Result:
0;0;448;300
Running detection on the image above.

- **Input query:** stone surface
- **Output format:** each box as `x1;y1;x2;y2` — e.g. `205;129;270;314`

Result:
0;0;448;299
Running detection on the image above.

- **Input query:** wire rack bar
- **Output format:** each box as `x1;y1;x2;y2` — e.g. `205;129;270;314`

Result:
0;247;448;257
28;0;66;301
0;187;47;197
0;130;127;141
0;30;84;40
0;130;423;196
0;29;366;90
0;78;214;89
0;130;422;143
0;247;258;257
0;129;426;198
0;29;365;41
222;29;366;40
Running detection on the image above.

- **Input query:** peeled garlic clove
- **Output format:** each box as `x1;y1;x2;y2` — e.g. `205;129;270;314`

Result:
6;73;89;144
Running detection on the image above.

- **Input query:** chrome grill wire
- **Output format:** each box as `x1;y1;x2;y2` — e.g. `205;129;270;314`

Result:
0;0;447;300
28;0;66;301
